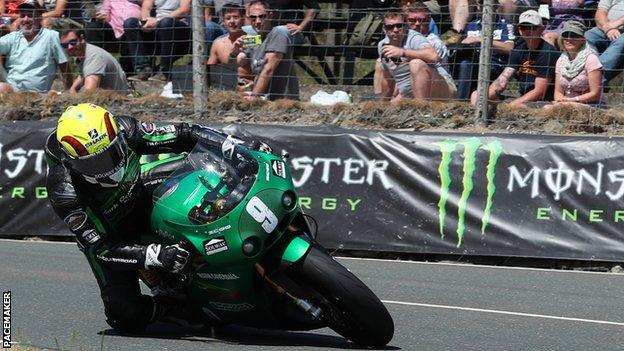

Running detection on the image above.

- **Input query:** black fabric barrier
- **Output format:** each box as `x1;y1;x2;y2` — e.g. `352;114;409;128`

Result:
0;122;66;236
3;121;624;261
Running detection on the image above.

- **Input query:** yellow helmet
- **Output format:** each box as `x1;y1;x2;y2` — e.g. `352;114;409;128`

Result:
57;103;120;157
56;104;129;183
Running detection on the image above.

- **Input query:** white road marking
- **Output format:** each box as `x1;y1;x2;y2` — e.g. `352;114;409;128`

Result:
338;256;620;276
2;239;620;278
3;239;623;327
382;300;624;326
1;240;619;276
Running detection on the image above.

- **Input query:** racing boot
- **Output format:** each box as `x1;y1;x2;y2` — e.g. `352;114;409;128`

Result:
152;295;210;331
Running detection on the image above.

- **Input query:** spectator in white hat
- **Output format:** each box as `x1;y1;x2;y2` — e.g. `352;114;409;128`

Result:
470;9;559;107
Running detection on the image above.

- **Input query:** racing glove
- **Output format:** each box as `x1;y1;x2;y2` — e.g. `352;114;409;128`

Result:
145;244;190;273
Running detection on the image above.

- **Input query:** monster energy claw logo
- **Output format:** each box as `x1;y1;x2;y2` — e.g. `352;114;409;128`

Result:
435;137;502;248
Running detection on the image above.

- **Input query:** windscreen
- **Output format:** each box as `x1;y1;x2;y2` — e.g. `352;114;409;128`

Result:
152;140;259;225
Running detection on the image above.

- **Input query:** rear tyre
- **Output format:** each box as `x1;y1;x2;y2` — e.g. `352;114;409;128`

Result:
290;245;394;347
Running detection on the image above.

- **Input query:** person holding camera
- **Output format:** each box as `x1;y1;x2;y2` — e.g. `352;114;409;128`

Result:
208;4;245;64
207;4;253;85
374;11;456;102
237;0;299;101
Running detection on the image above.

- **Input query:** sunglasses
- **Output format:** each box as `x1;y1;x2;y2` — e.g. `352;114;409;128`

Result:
60;39;79;49
518;25;539;31
19;10;38;18
562;32;584;39
247;14;267;21
407;17;428;23
384;23;404;31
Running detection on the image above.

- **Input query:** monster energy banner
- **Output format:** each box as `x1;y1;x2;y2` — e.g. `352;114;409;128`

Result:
230;125;624;261
3;121;624;261
0;122;66;235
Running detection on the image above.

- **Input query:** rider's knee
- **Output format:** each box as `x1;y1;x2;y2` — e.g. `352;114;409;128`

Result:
102;287;154;333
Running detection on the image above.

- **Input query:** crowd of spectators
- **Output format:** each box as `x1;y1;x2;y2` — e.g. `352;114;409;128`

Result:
469;9;559;107
0;0;622;108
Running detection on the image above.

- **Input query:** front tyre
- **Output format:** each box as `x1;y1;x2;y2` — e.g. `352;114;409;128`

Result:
291;245;394;347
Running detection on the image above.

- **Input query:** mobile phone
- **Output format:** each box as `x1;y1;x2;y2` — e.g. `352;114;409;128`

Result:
241;34;262;48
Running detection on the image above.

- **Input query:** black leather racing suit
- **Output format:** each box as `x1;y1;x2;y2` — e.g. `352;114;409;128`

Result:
45;116;233;332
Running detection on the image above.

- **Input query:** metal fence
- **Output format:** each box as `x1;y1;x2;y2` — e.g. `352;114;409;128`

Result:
1;0;620;123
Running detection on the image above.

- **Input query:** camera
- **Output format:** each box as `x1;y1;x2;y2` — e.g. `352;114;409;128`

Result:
382;56;402;64
241;34;262;48
381;43;402;64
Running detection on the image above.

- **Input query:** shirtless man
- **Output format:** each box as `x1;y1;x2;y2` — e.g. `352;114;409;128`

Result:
207;4;252;81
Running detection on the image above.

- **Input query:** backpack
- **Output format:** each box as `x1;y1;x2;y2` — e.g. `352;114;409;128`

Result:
347;12;384;47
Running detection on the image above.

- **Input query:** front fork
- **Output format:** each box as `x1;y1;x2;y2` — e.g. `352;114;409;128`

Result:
256;225;325;320
255;261;322;320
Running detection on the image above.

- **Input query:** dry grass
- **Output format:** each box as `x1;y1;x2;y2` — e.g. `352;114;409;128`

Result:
2;90;624;136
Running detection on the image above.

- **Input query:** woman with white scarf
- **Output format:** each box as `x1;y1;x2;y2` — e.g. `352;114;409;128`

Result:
544;20;603;109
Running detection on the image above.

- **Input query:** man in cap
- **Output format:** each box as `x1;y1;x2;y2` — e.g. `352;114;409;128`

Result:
584;0;624;84
0;0;72;93
470;9;559;107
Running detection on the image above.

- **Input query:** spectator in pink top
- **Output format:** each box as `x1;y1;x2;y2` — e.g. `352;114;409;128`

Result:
84;0;141;74
85;0;141;42
544;20;604;109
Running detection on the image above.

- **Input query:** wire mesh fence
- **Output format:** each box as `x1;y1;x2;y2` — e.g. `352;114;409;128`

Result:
1;0;623;125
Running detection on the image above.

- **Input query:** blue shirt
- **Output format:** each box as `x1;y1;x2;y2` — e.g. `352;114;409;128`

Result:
464;15;515;66
0;28;68;93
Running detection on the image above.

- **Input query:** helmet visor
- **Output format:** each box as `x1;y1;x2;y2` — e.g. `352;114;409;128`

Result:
67;135;128;178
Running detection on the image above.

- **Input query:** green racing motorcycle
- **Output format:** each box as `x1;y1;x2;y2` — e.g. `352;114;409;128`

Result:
141;140;394;347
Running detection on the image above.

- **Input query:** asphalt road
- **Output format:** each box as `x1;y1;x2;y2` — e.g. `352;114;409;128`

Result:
2;239;624;351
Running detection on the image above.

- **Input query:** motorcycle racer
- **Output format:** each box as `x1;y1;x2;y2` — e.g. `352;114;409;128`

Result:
44;103;261;333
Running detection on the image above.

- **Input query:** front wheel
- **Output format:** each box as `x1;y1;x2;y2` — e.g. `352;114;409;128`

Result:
289;245;394;347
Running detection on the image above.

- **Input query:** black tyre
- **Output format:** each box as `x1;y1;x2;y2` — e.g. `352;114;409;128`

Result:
290;245;394;347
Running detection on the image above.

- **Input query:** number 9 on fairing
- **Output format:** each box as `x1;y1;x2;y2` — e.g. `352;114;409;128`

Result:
245;196;278;233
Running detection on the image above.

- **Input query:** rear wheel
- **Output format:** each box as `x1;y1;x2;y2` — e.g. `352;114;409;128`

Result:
290;245;394;347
